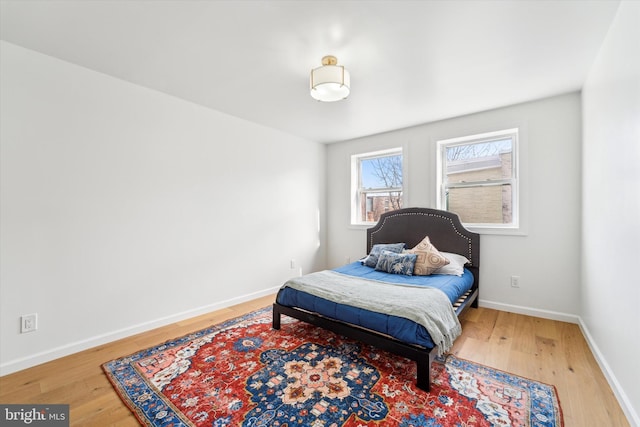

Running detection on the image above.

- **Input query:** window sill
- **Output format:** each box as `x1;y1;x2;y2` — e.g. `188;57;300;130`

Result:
349;222;376;230
465;225;528;236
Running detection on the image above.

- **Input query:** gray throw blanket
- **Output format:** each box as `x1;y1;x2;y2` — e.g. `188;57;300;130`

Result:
283;270;462;355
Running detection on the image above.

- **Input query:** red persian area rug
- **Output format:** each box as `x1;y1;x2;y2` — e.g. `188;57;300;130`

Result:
103;307;563;427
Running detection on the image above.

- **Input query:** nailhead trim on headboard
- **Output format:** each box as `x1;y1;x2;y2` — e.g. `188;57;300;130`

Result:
369;211;475;265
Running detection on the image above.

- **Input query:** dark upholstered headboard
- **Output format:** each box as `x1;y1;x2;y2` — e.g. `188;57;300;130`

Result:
366;207;480;271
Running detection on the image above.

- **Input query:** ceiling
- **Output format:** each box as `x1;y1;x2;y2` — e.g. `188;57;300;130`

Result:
0;0;620;143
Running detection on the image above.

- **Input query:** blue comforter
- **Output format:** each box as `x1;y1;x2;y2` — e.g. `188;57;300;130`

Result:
276;262;473;349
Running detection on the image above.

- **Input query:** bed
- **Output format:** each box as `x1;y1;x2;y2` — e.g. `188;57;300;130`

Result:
272;207;480;391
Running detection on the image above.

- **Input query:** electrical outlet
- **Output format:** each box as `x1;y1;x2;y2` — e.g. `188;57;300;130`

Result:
290;259;296;269
21;313;38;333
510;276;520;288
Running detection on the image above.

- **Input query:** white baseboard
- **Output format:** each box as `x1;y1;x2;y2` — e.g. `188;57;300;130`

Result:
577;318;640;427
478;299;581;324
0;286;280;377
479;298;638;427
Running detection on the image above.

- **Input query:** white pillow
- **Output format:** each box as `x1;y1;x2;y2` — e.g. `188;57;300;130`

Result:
434;252;470;276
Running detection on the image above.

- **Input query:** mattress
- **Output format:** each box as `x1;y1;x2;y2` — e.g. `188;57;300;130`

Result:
275;262;474;349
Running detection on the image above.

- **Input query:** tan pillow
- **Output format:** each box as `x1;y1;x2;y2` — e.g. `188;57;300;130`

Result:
406;236;450;275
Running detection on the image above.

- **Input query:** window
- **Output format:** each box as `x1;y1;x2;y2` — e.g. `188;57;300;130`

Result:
351;148;403;224
437;129;518;229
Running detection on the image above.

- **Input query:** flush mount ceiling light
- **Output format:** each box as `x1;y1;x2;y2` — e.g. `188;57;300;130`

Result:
310;55;350;102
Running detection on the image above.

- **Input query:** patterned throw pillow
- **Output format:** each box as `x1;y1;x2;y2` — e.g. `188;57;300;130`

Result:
406;236;449;275
362;243;405;268
374;250;417;275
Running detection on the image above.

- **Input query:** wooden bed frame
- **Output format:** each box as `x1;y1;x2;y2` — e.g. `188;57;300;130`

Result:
272;207;480;391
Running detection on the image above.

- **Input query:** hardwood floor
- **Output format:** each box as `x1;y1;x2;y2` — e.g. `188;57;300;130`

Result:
451;308;629;427
0;295;630;426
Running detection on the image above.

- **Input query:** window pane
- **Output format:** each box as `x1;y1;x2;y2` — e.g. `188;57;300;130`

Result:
361;155;403;189
446;139;512;184
352;148;403;225
361;192;403;222
446;184;512;224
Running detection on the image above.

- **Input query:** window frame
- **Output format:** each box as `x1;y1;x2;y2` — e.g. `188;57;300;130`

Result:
350;147;404;226
436;128;519;231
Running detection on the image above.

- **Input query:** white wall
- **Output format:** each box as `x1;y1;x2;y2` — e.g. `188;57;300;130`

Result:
0;41;326;374
582;2;640;425
327;93;582;319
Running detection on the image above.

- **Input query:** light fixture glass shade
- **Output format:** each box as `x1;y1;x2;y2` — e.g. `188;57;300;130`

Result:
310;56;350;102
